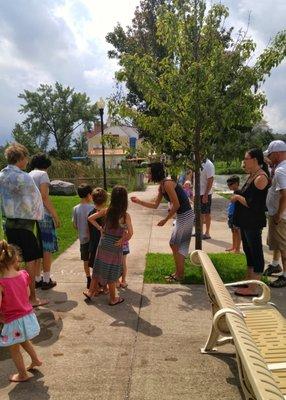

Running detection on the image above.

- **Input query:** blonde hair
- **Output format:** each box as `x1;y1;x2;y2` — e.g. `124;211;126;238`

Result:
0;240;19;274
5;143;29;165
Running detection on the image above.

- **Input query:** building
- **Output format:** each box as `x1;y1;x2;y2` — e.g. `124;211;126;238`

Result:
86;123;139;168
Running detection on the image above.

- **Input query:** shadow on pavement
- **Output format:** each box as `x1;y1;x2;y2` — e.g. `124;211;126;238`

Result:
7;371;50;400
151;285;210;312
84;287;163;337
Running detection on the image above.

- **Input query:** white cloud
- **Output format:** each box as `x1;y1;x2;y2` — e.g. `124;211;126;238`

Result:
0;0;285;144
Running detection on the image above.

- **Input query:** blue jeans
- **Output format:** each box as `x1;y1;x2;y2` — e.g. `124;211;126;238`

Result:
240;228;264;273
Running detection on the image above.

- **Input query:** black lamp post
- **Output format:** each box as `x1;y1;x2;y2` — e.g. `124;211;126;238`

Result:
96;97;107;190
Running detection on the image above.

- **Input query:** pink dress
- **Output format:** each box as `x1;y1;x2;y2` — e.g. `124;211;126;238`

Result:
0;270;40;347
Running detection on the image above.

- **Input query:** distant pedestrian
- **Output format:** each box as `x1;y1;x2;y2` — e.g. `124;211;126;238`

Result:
264;140;286;287
199;158;215;239
225;176;241;253
72;184;93;288
84;186;133;305
0;240;42;382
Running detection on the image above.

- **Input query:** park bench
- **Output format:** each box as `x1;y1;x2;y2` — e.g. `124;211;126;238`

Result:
190;250;286;400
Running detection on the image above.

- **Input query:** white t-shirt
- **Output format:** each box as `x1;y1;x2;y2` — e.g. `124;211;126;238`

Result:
29;169;50;215
200;159;215;195
266;160;286;219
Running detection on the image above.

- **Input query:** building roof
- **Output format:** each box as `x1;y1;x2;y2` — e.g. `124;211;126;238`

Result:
86;124;139;140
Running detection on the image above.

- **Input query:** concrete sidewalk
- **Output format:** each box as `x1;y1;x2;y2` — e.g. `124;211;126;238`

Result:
0;186;284;400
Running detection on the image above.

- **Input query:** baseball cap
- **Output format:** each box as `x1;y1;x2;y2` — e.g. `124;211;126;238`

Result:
263;140;286;156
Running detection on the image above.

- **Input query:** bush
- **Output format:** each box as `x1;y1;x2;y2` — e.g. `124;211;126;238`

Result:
214;160;244;175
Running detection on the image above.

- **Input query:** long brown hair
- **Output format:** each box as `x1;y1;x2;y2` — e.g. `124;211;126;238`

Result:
105;186;128;229
0;240;18;275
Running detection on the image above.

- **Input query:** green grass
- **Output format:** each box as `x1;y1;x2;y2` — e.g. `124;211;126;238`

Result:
214;160;244;175
144;252;247;284
51;195;79;259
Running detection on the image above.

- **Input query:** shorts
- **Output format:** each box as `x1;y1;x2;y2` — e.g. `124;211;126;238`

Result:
80;242;90;261
5;228;43;262
200;194;212;214
228;215;240;231
38;214;58;253
267;216;286;251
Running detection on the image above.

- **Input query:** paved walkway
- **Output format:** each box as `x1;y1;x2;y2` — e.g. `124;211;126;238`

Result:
0;186;284;400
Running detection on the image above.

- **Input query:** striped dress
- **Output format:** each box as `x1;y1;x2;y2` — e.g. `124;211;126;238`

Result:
92;224;125;284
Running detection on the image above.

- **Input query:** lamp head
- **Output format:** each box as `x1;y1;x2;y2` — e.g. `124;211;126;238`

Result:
96;97;105;110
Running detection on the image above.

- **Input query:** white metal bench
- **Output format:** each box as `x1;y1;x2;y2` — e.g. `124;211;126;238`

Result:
191;250;286;400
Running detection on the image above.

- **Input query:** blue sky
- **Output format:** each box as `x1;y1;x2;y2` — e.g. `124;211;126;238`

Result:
0;0;285;144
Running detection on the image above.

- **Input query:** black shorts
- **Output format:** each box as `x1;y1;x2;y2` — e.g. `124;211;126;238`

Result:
200;194;212;214
5;228;43;262
80;242;89;261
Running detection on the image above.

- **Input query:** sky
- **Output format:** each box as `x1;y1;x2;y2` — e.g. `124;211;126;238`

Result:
0;0;285;144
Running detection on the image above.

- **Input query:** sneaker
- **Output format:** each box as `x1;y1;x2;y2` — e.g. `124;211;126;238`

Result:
41;279;57;290
86;276;91;289
269;275;286;288
35;278;43;289
263;263;282;276
202;234;211;240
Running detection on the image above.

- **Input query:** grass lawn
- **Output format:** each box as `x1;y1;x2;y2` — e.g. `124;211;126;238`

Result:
145;252;247;284
51;195;79;259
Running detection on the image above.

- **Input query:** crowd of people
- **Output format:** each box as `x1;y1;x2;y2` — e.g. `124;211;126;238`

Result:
0;139;285;383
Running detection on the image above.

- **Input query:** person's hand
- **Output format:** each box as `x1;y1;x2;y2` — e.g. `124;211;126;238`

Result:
131;196;140;204
157;218;167;226
53;215;60;228
274;213;281;225
202;194;208;204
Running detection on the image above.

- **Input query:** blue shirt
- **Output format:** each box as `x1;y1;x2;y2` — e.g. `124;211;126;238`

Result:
0;165;44;221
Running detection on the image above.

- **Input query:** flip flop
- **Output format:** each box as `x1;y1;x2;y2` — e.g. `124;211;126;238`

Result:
109;298;124;306
120;283;128;288
234;290;258;297
32;299;49;308
83;291;92;301
165;275;183;283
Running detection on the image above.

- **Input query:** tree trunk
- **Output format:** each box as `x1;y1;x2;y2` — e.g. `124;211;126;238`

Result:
194;127;202;250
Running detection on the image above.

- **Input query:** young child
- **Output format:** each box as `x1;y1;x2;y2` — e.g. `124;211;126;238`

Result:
88;188;108;295
226;176;241;253
182;180;193;204
83;186;133;305
72;184;93;288
0;240;42;382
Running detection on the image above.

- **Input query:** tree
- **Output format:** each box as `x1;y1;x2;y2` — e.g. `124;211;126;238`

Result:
17;82;98;158
108;0;286;249
72;131;88;157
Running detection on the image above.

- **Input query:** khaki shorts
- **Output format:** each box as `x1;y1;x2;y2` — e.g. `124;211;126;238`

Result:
268;216;286;251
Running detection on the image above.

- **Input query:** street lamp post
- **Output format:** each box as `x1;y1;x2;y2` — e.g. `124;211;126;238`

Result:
96;97;107;190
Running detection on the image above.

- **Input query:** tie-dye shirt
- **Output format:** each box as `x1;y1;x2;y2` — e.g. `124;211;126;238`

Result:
0;165;44;221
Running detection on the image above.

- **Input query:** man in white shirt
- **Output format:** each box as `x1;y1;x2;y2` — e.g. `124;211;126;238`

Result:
264;140;286;287
200;158;215;239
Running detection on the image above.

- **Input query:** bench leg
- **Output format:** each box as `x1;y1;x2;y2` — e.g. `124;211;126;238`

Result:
237;353;256;400
201;326;220;353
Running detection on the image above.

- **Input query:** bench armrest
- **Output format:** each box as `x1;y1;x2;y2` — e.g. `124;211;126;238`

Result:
225;280;271;305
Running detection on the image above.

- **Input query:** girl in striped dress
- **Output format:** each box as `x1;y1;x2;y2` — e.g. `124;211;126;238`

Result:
83;186;133;305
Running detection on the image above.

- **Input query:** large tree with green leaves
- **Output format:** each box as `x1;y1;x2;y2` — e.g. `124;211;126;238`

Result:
108;0;286;249
16;82;98;158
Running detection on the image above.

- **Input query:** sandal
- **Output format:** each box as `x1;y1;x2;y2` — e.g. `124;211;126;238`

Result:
120;282;128;288
109;297;124;306
165;275;183;283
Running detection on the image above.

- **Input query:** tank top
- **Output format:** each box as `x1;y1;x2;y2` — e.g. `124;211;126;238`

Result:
233;172;270;229
161;179;191;214
0;270;33;323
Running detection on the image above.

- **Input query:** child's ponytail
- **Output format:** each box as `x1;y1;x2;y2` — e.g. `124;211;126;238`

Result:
0;240;18;273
